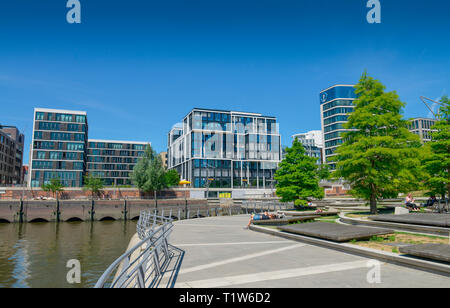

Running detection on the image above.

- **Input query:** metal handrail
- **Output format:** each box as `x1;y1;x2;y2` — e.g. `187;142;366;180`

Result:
136;210;173;240
95;213;173;288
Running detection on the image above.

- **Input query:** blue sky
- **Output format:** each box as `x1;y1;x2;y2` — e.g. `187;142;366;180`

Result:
0;0;449;164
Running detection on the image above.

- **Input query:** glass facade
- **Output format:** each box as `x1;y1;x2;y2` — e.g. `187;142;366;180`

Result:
320;85;357;170
0;127;24;185
408;118;437;143
168;108;281;189
292;130;323;165
30;108;151;188
86;140;148;186
30;108;88;187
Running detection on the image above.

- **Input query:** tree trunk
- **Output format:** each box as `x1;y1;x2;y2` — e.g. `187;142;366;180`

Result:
154;191;158;213
370;193;377;215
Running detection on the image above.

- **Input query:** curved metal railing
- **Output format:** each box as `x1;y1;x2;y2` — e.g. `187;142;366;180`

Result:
95;212;174;288
241;200;295;213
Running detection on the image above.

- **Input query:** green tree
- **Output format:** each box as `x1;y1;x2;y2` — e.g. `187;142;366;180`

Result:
41;178;64;199
83;174;104;199
318;164;331;180
131;145;167;209
274;139;324;207
165;169;181;187
334;72;422;214
421;96;449;198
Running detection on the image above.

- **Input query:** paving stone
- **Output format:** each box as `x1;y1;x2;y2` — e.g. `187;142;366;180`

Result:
278;222;393;242
399;243;450;263
384;242;413;248
370;213;450;227
253;216;319;226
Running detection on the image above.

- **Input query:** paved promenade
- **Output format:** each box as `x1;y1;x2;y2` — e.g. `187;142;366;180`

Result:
166;215;450;288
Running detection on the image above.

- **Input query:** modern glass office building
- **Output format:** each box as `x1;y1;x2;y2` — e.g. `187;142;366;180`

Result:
30;108;88;187
87;140;149;186
408;117;437;143
292;130;323;165
167;108;281;189
319;85;357;170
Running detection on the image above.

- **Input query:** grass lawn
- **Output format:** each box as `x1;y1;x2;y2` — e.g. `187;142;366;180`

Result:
315;215;339;224
349;232;449;253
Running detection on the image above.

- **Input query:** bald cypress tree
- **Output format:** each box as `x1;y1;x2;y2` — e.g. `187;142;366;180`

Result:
275;139;324;206
422;96;449;198
334;72;422;214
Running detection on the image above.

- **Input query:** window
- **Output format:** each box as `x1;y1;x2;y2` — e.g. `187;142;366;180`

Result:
67;143;84;151
55;114;73;122
34;141;54;149
37;151;46;159
67;124;79;131
51;132;71;141
75;115;86;123
49;152;62;160
36;112;45;120
74;134;85;141
73;162;84;170
34;131;43;139
109;143;123;149
39;122;60;130
32;160;53;169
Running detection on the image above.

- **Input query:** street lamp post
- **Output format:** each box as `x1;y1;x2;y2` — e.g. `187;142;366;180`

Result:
179;180;190;219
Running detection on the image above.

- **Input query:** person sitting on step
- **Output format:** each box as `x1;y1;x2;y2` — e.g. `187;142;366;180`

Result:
405;193;419;212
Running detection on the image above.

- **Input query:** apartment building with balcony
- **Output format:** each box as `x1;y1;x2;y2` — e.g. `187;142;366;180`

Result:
0;126;24;185
86;140;150;186
167;108;281;190
29;108;88;187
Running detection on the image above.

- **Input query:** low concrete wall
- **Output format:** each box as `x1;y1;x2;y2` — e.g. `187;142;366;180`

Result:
0;201;21;223
0;198;212;223
0;187;190;200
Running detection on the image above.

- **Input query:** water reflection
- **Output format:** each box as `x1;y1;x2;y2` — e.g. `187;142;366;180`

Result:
0;220;137;288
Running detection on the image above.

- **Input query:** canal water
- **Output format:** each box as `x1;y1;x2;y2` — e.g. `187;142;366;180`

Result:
0;220;137;288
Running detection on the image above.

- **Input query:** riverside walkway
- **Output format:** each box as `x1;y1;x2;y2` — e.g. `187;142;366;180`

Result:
163;215;449;288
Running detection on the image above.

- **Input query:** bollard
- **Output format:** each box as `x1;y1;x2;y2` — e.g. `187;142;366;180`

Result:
56;199;60;222
178;209;181;221
123;199;128;221
19;198;24;223
90;199;95;221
